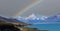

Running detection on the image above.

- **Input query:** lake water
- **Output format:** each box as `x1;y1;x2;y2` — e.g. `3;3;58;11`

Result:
26;24;60;31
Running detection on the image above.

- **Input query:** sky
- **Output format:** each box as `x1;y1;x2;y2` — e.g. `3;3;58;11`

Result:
0;0;39;18
0;0;60;18
21;0;60;17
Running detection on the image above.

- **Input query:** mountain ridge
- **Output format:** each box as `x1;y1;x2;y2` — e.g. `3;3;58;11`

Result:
17;13;60;24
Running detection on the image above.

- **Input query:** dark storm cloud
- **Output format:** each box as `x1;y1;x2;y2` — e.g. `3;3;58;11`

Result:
37;0;60;16
0;0;60;17
21;0;60;17
0;0;35;18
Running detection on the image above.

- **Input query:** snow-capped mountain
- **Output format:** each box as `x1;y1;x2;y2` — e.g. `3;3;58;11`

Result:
16;13;60;24
46;14;60;22
16;16;27;23
16;13;48;24
25;13;47;20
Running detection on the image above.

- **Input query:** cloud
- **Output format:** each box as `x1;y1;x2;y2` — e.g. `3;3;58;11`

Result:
0;0;37;18
21;0;60;17
0;0;60;18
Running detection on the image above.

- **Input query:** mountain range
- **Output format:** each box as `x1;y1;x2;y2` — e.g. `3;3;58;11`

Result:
0;16;28;25
17;13;60;24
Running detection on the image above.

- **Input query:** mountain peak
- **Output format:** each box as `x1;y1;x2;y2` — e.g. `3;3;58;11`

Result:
25;14;37;20
25;13;48;20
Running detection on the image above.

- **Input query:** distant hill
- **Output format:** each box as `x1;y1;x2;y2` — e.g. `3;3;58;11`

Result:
0;16;28;25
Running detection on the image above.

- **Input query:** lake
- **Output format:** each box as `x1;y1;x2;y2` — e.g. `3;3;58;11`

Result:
26;24;60;31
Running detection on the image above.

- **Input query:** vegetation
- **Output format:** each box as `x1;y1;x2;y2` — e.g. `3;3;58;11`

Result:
0;23;20;31
0;23;48;31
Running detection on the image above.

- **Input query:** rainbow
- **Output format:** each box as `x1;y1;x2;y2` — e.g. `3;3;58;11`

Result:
14;0;42;18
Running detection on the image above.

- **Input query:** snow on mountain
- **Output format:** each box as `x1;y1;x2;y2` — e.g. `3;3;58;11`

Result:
16;13;48;24
16;13;60;24
25;14;37;20
16;16;27;22
24;14;49;24
57;14;60;20
25;13;47;20
46;14;60;22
